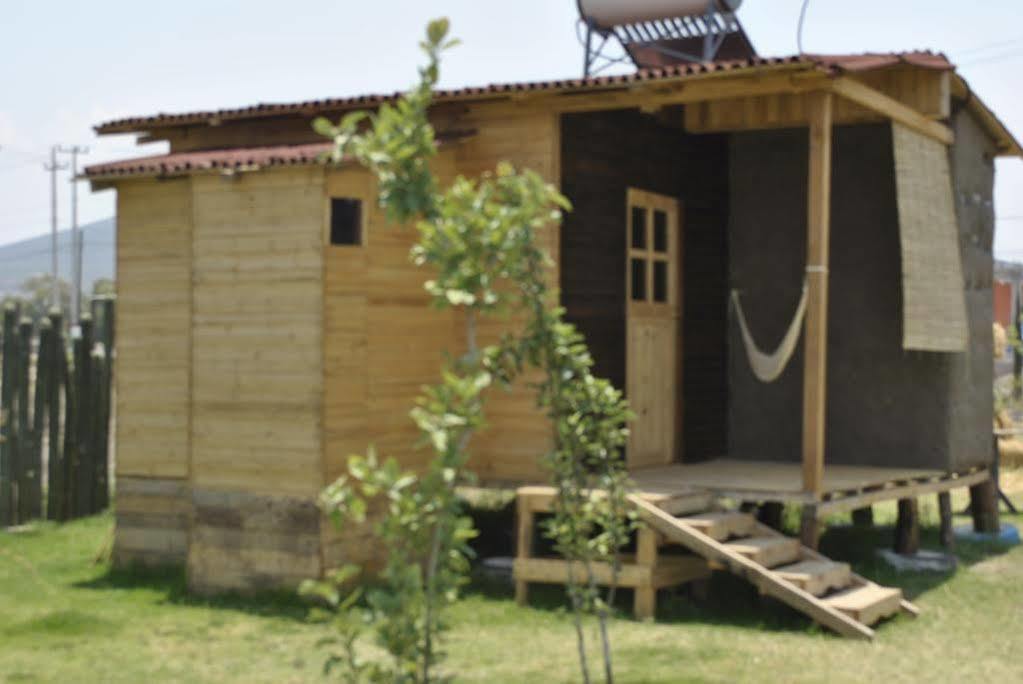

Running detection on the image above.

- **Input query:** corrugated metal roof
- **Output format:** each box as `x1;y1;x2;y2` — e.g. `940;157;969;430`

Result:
94;52;952;134
83;142;333;180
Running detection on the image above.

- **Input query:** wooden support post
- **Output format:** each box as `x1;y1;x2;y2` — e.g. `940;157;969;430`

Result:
514;495;533;605
800;504;821;550
0;303;18;526
894;499;920;556
937;492;955;550
46;312;64;522
634;526;659;620
16;317;38;522
969;478;1000;534
802;91;833;498
757;502;784;531
851;506;874;528
34;320;51;520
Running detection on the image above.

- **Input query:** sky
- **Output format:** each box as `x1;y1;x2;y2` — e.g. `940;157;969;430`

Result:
1;0;1021;255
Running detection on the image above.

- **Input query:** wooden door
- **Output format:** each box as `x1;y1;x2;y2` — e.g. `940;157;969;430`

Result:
626;189;682;468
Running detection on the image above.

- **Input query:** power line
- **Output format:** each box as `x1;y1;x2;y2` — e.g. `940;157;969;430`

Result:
960;49;1023;68
956;37;1023;56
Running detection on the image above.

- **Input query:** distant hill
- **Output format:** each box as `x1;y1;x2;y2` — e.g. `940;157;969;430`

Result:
0;217;115;296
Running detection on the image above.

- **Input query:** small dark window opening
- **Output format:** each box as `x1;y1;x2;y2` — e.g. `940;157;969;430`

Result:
653;261;668;303
330;198;363;246
653;210;668;253
631;258;647;301
631;207;647;249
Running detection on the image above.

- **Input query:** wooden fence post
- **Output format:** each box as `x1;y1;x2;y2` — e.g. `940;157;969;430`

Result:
91;345;110;511
74;315;94;516
1;302;19;525
35;319;52;520
16;317;37;522
91;296;114;512
46;311;65;521
59;319;77;521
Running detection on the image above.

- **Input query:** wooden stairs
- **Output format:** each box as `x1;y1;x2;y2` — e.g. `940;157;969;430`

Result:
628;495;919;640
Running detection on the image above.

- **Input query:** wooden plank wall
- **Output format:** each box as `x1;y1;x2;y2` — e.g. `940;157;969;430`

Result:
116;178;193;480
321;165;444;571
686;68;951;134
451;108;560;483
323;108;559;496
114;178;193;566
560;109;731;463
188;167;325;591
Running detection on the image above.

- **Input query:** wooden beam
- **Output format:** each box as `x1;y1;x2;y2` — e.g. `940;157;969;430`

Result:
829;78;954;146
815;469;989;517
475;69;830;117
802;92;833;498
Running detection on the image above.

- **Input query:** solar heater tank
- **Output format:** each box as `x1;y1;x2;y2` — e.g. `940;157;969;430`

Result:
578;0;743;29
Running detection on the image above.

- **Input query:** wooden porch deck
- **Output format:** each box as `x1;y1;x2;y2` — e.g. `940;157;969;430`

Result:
630;459;990;515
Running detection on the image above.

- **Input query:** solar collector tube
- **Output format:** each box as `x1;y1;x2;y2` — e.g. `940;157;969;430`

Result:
579;0;742;29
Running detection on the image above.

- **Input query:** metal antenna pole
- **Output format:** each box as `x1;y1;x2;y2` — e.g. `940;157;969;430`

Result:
43;147;68;311
57;145;89;326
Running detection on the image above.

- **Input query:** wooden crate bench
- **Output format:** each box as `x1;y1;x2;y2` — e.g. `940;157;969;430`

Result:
513;486;712;619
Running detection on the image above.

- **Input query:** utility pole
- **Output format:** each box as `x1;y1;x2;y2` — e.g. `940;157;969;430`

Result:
57;145;88;326
43;147;68;311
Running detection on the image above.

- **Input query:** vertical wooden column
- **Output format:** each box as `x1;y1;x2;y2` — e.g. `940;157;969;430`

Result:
801;91;834;497
514;493;534;605
634;526;659;620
894;498;920;556
937;492;955;550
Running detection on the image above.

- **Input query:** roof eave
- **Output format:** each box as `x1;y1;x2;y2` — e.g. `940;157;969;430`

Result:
92;59;819;136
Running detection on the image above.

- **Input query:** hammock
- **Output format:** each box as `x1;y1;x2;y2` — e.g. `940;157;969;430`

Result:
731;280;808;383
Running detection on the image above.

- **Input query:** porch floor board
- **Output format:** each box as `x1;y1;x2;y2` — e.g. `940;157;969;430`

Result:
630;459;947;502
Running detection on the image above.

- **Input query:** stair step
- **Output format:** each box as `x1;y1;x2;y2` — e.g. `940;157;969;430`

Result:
679;512;755;541
725;536;801;568
824;584;903;626
775;560;852;597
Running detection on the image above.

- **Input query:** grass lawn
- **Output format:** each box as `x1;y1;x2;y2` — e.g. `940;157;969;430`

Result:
2;483;1022;684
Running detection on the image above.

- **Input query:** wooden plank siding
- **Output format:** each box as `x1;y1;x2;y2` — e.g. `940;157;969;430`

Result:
114;179;193;567
685;67;951;135
116;178;193;479
323;110;560;494
186;167;325;592
189;167;325;498
452;110;560;482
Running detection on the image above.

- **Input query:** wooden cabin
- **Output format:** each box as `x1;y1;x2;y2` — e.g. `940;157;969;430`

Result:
86;52;1021;597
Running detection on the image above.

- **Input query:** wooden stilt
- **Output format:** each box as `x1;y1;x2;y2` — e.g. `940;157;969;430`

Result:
894;499;920;555
634;526;659;620
851;507;874;528
758;502;784;531
515;495;533;605
937;492;954;550
800;504;821;550
969;478;1000;534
